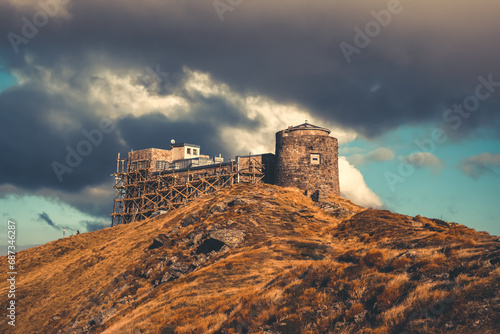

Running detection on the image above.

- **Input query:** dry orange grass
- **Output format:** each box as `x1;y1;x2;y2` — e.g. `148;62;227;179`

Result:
1;183;498;334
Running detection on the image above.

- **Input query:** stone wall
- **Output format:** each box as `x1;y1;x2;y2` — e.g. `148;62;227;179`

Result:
128;148;172;172
123;125;340;201
171;145;201;161
238;154;275;184
274;130;340;199
285;129;331;137
171;147;185;161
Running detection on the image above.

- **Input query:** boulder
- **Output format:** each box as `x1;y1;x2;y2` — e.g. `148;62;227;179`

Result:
148;237;164;250
209;229;245;248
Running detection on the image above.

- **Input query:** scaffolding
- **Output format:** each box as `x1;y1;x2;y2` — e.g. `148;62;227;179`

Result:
110;153;273;226
111;153;127;227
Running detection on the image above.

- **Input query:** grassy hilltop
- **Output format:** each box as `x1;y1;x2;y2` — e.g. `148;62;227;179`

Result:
1;183;499;333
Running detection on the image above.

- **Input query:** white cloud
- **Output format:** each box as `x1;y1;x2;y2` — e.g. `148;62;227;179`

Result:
221;95;358;156
339;156;384;208
347;147;395;166
460;152;500;179
84;67;357;156
14;62;359;159
403;152;442;174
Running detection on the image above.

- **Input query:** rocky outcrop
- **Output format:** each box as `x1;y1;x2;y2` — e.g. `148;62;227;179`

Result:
7;184;500;334
143;226;245;287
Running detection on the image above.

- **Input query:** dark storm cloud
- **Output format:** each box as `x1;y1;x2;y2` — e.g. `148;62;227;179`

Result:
2;0;498;137
38;212;57;229
38;211;78;231
2;1;500;135
0;67;259;197
0;79;258;193
1;0;500;217
81;220;108;232
460;153;500;179
0;82;127;191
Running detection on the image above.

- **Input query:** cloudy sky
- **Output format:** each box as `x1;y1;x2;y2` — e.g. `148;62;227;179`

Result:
1;0;499;251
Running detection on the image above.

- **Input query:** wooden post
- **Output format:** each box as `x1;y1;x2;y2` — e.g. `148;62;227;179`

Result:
237;156;240;183
117;152;120;173
230;160;234;185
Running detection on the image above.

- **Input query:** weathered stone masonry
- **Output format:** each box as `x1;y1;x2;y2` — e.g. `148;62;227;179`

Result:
274;123;340;201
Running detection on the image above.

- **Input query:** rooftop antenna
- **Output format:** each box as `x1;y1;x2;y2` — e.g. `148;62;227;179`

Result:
170;139;175;149
305;118;308;123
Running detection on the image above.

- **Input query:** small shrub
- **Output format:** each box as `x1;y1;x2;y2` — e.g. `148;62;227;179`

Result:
345;303;365;321
420;262;442;274
338;250;360;264
392;257;412;270
363;249;386;268
363;327;391;334
360;233;370;242
371;327;390;334
160;324;176;334
377;274;410;309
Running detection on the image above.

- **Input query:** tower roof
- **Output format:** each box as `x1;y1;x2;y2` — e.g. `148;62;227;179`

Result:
286;122;331;134
171;143;201;148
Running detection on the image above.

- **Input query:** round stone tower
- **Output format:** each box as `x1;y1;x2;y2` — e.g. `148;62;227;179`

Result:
274;122;340;201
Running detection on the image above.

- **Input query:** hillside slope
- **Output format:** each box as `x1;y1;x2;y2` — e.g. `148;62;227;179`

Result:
1;184;499;334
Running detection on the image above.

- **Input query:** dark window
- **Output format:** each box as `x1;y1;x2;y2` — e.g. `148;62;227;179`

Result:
187;148;191;154
310;154;320;165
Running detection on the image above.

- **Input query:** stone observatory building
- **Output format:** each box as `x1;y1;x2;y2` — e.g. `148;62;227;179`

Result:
274;122;340;201
111;121;340;225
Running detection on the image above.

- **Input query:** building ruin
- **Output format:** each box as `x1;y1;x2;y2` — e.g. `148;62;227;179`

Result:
111;122;339;226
